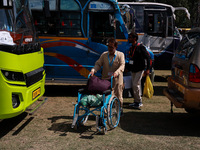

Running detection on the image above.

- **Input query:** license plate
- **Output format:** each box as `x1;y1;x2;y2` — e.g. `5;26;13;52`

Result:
32;87;41;100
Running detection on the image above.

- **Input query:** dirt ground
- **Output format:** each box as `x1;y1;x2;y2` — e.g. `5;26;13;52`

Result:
1;70;200;150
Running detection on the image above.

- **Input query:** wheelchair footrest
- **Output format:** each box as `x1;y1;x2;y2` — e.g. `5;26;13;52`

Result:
96;115;104;127
71;114;78;128
96;115;99;129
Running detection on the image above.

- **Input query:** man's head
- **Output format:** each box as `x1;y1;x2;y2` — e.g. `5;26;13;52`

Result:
108;38;118;55
128;32;138;45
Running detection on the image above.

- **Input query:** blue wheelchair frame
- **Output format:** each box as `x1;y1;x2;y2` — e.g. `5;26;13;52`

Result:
71;75;121;134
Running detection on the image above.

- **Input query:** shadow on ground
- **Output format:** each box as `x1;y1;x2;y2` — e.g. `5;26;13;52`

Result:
44;85;86;97
46;111;200;138
47;115;98;138
120;111;200;137
154;75;169;82
0;112;34;138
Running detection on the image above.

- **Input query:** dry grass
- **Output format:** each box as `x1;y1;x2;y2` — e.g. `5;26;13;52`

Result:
1;70;200;150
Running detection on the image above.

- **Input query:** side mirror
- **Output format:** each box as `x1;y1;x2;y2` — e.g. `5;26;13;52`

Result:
120;4;130;15
0;0;13;8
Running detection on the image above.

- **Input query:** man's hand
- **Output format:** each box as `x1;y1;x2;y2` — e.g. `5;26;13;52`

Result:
144;70;150;76
113;72;118;78
89;71;94;76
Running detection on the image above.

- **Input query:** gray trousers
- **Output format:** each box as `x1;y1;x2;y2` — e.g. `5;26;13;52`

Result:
131;70;144;103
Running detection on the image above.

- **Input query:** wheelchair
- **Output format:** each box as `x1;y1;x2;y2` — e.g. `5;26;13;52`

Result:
71;75;121;134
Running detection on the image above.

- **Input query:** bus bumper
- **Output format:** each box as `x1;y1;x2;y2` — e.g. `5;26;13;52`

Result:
0;74;46;119
163;77;200;110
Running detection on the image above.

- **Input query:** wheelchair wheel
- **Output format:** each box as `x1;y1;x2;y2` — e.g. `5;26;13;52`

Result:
107;96;120;129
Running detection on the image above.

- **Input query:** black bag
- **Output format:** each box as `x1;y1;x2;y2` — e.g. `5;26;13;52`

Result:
86;76;111;93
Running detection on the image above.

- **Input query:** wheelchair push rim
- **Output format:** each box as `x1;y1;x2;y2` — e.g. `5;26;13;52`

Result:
107;96;121;129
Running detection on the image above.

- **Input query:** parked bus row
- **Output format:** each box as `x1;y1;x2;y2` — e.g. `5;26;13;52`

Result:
0;0;191;119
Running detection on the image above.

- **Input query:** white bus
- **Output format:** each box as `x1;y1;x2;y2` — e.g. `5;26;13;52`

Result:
118;2;190;69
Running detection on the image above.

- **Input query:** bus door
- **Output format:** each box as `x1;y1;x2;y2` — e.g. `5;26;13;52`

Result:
143;9;170;54
87;1;128;71
88;1;115;45
86;1;115;77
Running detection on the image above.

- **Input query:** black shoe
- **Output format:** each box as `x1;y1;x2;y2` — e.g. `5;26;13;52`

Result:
132;102;143;110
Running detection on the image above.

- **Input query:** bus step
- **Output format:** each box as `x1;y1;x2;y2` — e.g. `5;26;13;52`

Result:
28;98;48;115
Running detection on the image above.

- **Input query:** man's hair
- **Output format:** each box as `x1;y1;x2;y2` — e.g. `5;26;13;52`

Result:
128;32;138;41
108;37;118;47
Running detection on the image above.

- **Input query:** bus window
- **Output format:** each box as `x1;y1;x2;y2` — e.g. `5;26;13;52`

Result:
0;9;12;31
16;7;29;30
35;11;59;36
167;16;173;36
60;0;80;10
59;12;82;37
30;0;82;37
59;0;81;37
29;0;56;10
133;6;144;33
30;0;58;36
90;12;114;43
15;0;36;45
145;12;166;37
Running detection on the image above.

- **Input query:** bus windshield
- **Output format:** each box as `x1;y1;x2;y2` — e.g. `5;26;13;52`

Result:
0;9;13;32
0;0;40;54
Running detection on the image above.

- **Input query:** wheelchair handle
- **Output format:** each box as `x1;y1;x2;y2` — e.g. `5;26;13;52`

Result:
88;74;92;78
110;76;114;89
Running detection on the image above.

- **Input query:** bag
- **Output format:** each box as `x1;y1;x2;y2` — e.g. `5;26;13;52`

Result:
80;94;103;106
89;94;103;106
87;76;111;93
143;75;154;98
80;95;88;106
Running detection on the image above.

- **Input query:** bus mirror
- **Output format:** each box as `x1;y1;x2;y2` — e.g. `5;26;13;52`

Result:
43;0;51;18
0;0;13;8
120;4;130;15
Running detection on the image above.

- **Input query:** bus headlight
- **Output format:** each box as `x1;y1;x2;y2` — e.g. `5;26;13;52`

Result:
1;70;25;81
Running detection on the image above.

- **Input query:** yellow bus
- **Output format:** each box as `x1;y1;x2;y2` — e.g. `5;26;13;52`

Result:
0;0;46;119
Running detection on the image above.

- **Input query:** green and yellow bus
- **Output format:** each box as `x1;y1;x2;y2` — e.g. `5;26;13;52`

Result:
0;0;45;119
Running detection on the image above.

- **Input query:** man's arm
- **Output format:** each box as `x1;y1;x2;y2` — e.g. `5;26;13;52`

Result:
141;45;151;74
90;53;104;76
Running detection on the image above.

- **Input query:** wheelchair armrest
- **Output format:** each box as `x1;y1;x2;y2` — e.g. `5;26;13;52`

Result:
103;89;111;96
